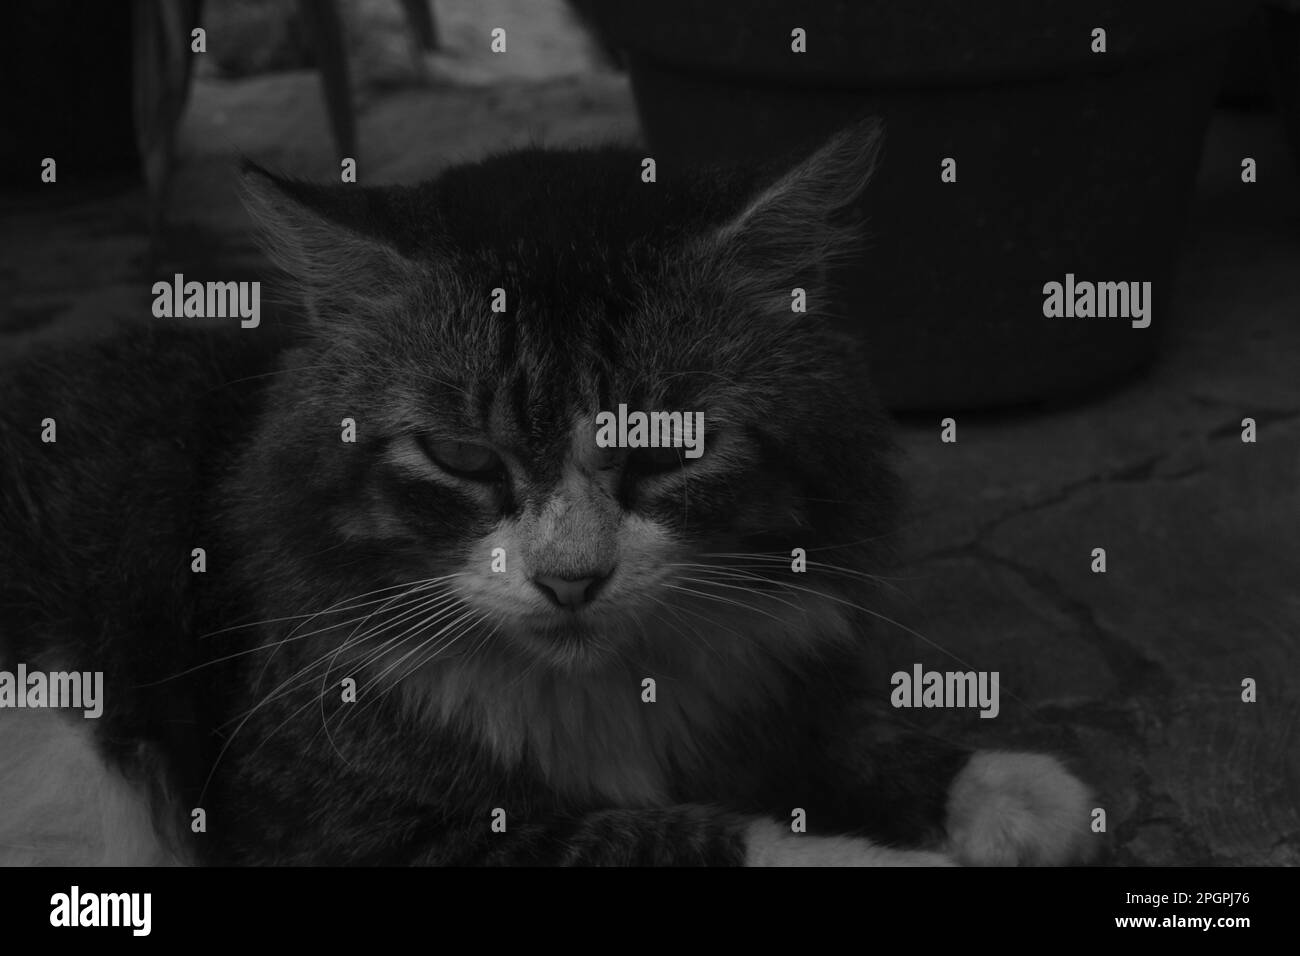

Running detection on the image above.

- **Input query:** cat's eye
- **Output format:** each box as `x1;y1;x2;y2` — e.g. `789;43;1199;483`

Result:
417;437;505;481
627;445;690;477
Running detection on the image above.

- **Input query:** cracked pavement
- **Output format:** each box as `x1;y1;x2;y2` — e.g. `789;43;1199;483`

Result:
892;111;1300;864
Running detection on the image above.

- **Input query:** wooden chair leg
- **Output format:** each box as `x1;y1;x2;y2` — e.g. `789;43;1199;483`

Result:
399;0;439;51
131;0;203;253
297;0;357;162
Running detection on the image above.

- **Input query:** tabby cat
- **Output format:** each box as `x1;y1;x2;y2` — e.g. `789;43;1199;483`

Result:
0;120;1092;865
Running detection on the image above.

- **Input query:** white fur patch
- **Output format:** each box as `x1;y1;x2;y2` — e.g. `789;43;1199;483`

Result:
0;709;182;866
945;750;1094;866
745;819;955;867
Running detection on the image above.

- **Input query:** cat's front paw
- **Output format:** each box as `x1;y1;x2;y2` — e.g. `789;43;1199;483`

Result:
944;751;1094;866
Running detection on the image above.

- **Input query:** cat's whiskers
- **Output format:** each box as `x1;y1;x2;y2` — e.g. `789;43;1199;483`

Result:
197;577;455;640
694;552;908;590
216;597;444;734
432;612;499;674
207;361;365;393
637;592;734;672
197;586;464;801
253;576;464;687
329;605;491;738
708;529;903;553
416;609;503;676
342;603;477;707
341;611;505;746
672;573;808;615
677;563;1022;694
661;582;789;627
235;597;475;773
402;611;507;710
314;589;469;746
199;637;368;804
142;584;455;686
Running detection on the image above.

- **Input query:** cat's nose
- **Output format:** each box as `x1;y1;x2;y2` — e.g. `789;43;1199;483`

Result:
533;574;603;610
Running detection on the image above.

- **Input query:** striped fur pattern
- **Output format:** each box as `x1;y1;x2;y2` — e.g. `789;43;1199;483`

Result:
0;121;1092;865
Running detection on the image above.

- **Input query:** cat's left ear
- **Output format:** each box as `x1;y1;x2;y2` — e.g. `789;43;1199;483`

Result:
695;117;883;315
237;161;423;327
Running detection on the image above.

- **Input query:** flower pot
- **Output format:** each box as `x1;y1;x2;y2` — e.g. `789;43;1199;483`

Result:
4;0;140;194
587;1;1248;410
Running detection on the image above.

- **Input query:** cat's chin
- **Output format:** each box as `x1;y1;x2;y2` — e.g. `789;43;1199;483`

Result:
505;618;626;673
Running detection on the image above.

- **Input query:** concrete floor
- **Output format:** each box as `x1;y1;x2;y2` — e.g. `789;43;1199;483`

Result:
2;23;1296;865
892;110;1300;864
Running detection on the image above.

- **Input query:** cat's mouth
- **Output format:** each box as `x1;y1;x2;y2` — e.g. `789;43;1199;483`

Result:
507;603;633;669
524;611;605;641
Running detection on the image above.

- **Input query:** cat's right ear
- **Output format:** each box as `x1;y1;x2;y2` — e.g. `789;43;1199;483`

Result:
237;161;421;327
691;117;883;320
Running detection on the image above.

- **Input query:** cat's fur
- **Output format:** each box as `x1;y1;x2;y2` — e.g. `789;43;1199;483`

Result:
0;121;1093;865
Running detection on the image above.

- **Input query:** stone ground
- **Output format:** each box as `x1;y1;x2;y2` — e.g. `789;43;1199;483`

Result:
1;1;1296;865
891;113;1300;865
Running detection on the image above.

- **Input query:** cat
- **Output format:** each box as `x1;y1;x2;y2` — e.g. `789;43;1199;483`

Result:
0;119;1093;866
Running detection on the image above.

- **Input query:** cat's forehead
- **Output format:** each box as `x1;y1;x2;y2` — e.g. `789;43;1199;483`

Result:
468;348;711;451
374;148;785;451
404;147;756;263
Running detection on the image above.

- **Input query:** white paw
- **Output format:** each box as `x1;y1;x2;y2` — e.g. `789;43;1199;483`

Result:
745;819;957;867
945;750;1095;866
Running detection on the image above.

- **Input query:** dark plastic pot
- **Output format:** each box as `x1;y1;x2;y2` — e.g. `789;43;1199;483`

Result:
2;1;142;191
588;1;1248;410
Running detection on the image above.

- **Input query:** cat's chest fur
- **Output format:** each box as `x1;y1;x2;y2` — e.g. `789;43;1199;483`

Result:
404;643;782;807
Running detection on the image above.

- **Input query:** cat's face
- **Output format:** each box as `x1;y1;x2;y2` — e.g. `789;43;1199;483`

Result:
239;121;898;675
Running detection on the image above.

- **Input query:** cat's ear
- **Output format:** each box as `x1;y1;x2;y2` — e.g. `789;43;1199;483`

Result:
237;161;422;327
697;117;882;314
